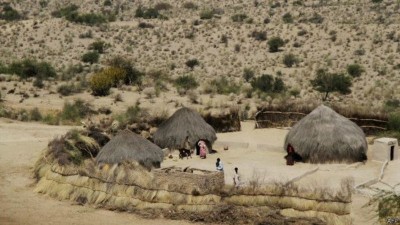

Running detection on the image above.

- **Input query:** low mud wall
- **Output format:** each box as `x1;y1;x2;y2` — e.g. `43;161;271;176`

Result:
255;110;388;135
35;160;352;225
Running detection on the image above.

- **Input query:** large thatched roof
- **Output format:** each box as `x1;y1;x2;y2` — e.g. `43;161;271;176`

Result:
284;105;367;163
96;129;163;169
153;107;217;149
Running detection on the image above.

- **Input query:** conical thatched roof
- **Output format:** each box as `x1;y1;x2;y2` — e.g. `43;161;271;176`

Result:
284;105;367;163
153;107;217;149
96;129;163;169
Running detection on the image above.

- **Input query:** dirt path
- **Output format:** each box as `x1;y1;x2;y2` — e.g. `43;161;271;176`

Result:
0;119;197;225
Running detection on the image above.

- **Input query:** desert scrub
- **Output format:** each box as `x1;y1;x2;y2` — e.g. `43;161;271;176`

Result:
52;5;109;25
185;59;200;70
200;9;215;19
251;74;285;93
206;77;241;95
243;68;255;82
135;7;167;19
4;59;56;79
60;99;94;123
175;75;198;94
89;67;126;96
347;64;364;77
89;40;110;54
81;51;100;64
57;83;82;96
283;53;299;68
0;4;22;21
267;37;285;52
107;56;143;85
231;13;247;22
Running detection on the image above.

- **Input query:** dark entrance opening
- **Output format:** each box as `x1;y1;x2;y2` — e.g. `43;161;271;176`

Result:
390;146;395;161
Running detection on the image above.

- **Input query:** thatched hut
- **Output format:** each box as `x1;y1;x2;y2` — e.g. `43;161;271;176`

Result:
153;107;217;151
284;105;367;163
96;129;163;169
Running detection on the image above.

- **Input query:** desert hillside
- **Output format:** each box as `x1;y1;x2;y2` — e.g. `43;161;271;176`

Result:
0;0;399;119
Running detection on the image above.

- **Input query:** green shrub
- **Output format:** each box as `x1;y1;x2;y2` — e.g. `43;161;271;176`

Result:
33;77;44;88
52;5;108;25
7;59;56;79
175;75;198;93
81;51;100;64
183;2;198;10
154;2;172;11
251;30;267;41
347;64;364;77
51;4;79;18
185;59;200;70
89;40;109;54
308;13;324;24
283;53;299;67
282;12;293;23
251;74;285;93
135;7;163;19
29;108;42;121
60;99;93;123
107;56;143;85
200;9;214;19
0;4;22;21
371;0;383;3
103;0;112;6
231;13;247;22
267;37;285;52
89;72;112;96
57;83;82;96
208;77;241;95
388;113;400;131
243;68;255;82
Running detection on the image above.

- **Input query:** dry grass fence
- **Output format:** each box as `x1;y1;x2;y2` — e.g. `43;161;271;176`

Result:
34;154;353;225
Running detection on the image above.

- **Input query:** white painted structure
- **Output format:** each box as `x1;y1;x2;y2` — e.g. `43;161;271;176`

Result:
372;138;399;162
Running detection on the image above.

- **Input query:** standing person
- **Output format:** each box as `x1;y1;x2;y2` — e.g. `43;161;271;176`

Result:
198;140;207;159
285;144;295;166
216;158;224;171
233;167;241;188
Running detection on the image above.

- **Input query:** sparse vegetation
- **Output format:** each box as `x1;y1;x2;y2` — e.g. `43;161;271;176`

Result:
60;99;94;123
231;13;247;22
282;12;293;23
251;30;267;41
89;67;126;96
206;77;241;95
107;56;143;85
243;68;255;82
200;9;214;20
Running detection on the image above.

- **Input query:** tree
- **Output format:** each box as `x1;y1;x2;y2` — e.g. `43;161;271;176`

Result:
89;40;109;54
185;59;199;70
251;74;285;93
267;37;285;52
107;56;143;85
311;69;352;101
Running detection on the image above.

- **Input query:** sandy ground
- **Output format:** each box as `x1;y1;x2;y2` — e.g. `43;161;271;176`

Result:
0;119;200;225
1;119;398;225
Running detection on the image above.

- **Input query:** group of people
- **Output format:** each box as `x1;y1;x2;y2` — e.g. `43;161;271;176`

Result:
215;158;242;188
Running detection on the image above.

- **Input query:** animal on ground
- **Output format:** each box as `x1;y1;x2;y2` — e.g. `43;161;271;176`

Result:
179;148;192;159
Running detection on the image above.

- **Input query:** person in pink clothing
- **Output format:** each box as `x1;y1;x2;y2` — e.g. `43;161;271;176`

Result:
198;140;207;159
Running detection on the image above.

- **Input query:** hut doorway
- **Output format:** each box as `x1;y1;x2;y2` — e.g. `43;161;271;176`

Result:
390;146;395;161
